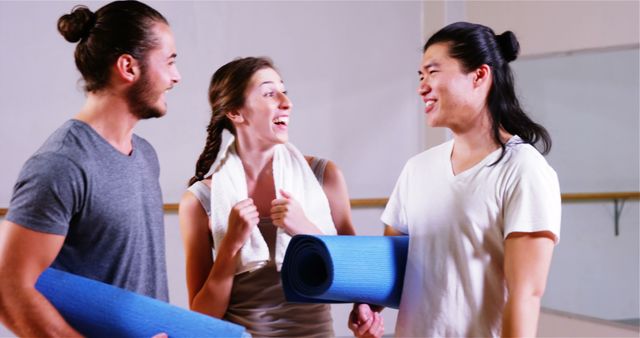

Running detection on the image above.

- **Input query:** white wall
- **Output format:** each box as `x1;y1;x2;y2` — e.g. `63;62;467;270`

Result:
466;1;640;57
0;0;423;205
512;48;640;321
0;1;420;336
143;0;424;203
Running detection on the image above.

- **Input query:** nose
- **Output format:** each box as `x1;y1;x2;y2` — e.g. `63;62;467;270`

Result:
417;78;430;97
172;66;182;84
278;91;292;110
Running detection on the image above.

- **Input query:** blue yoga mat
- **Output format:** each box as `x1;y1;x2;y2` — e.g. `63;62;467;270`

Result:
36;268;248;338
281;235;409;309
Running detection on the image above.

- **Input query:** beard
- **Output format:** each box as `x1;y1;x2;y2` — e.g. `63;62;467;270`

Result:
126;65;165;120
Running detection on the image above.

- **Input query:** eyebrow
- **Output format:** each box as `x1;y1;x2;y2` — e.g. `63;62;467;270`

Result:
418;62;440;75
259;80;285;86
423;62;439;70
168;53;177;60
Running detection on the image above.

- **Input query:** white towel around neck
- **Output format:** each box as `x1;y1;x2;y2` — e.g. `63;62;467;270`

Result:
209;136;336;274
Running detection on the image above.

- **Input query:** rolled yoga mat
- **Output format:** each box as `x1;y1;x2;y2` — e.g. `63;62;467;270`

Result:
281;235;409;309
36;268;248;338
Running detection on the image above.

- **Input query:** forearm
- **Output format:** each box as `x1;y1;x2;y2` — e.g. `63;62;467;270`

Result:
190;245;238;319
0;284;81;337
501;293;542;338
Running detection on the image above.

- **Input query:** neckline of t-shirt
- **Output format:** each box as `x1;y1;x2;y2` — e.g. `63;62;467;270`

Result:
446;135;521;180
70;119;139;160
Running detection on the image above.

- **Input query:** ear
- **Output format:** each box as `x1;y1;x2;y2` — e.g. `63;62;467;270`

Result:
226;110;244;124
472;64;492;89
114;54;141;84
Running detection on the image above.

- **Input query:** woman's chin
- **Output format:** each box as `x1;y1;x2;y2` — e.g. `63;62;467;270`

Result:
274;132;289;144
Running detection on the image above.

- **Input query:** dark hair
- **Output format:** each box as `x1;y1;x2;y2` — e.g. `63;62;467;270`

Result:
424;22;551;163
188;57;276;186
57;1;168;92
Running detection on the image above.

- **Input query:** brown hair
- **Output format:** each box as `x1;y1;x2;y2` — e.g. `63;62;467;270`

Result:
57;1;168;92
188;57;275;186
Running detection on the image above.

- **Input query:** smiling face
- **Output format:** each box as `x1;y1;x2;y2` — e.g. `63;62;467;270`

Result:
126;22;181;119
418;43;488;133
231;67;292;146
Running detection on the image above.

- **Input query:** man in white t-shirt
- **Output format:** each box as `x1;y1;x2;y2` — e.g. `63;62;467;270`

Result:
349;22;560;338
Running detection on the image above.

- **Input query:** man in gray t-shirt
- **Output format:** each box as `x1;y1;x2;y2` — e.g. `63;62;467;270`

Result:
8;120;169;299
0;2;181;337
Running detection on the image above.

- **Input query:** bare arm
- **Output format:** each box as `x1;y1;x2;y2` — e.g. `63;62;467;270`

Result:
321;160;356;236
502;231;555;337
0;220;82;337
178;190;258;318
178;192;216;308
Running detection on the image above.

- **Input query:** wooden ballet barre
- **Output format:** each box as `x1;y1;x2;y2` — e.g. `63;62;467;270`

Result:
160;198;390;212
561;192;639;201
1;192;638;217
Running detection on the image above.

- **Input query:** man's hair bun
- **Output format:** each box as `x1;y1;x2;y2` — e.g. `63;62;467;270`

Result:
496;31;520;63
57;5;96;43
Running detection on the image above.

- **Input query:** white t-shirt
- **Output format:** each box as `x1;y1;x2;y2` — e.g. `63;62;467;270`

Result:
381;136;561;338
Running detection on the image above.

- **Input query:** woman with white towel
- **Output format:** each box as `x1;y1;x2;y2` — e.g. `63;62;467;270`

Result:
179;57;355;337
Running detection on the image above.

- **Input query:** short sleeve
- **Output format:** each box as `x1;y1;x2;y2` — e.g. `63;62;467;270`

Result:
6;153;85;236
503;152;561;243
381;162;410;235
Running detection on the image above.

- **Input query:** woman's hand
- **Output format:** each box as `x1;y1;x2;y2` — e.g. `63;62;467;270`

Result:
221;198;259;254
270;189;321;235
348;303;384;338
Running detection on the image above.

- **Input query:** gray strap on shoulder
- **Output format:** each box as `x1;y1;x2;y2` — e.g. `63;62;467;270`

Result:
309;157;328;186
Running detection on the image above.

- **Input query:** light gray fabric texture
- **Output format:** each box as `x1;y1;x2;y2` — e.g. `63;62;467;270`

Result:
308;156;328;186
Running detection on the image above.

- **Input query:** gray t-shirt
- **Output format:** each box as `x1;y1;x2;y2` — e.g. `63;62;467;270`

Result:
7;119;168;301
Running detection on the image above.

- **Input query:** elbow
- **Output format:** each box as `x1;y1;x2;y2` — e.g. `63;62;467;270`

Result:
527;278;548;299
508;282;547;303
505;272;548;301
190;294;226;319
0;279;30;327
532;284;546;299
0;277;18;312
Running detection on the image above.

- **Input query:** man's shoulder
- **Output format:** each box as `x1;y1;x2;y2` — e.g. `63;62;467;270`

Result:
503;138;551;170
26;120;91;169
407;140;451;168
132;133;153;148
36;120;95;158
132;133;159;158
